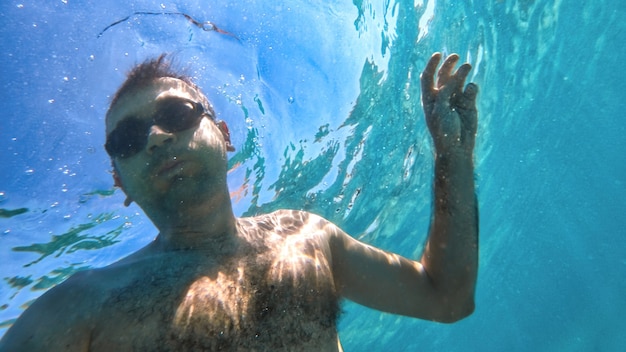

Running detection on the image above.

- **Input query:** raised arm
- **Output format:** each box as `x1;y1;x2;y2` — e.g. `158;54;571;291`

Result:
419;52;478;316
329;53;478;323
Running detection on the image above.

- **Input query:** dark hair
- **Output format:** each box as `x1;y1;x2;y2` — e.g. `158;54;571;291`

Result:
107;54;214;118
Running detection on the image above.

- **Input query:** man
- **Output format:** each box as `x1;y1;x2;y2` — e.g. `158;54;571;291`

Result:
0;52;478;351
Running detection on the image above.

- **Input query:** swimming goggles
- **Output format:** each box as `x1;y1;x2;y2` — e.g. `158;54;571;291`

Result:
105;98;213;159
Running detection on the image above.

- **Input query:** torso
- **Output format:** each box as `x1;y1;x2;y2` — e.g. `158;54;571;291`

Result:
83;210;341;351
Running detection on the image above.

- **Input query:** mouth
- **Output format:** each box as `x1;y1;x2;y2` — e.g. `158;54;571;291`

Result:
156;159;185;177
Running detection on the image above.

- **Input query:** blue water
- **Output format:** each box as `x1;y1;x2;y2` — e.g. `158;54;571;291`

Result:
1;0;624;350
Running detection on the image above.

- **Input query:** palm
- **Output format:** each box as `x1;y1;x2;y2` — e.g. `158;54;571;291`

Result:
420;53;478;153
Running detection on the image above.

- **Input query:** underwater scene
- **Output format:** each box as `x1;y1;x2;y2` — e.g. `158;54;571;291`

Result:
0;0;624;350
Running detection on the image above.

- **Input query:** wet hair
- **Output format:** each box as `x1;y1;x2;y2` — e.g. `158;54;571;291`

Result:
107;54;215;119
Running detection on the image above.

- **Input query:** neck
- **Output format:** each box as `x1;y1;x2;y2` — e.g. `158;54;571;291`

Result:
147;187;239;253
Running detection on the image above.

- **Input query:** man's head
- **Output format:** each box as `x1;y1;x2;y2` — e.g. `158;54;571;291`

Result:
105;55;234;210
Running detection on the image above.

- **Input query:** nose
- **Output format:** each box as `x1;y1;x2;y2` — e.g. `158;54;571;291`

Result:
146;125;176;154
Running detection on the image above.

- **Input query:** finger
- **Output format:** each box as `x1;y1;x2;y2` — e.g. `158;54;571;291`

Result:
421;53;441;112
436;53;459;88
420;52;441;96
453;63;473;93
444;82;479;116
441;62;472;102
453;82;479;114
463;82;478;103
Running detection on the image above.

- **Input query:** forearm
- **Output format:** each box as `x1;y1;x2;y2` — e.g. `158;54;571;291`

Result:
422;150;478;305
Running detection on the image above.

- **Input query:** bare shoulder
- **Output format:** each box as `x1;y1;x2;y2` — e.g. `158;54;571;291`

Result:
241;209;339;238
0;269;104;351
238;209;343;252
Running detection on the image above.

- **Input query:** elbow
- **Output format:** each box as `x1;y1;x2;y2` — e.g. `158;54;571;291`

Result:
433;298;475;324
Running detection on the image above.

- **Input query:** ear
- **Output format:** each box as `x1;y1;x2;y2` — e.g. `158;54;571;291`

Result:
217;120;236;152
112;169;124;188
112;167;133;207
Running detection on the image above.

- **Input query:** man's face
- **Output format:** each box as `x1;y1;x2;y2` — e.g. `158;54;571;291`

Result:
106;78;229;211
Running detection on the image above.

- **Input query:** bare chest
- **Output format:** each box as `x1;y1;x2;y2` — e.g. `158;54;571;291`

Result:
90;243;339;351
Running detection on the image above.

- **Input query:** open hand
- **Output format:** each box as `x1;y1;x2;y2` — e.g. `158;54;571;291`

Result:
420;53;478;154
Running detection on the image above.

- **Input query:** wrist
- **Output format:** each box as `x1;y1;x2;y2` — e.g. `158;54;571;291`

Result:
435;147;474;165
434;149;475;186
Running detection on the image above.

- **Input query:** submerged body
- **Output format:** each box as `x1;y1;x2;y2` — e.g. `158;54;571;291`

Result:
17;211;341;351
0;53;479;351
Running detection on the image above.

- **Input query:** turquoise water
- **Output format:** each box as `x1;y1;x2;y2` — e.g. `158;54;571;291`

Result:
1;0;624;350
